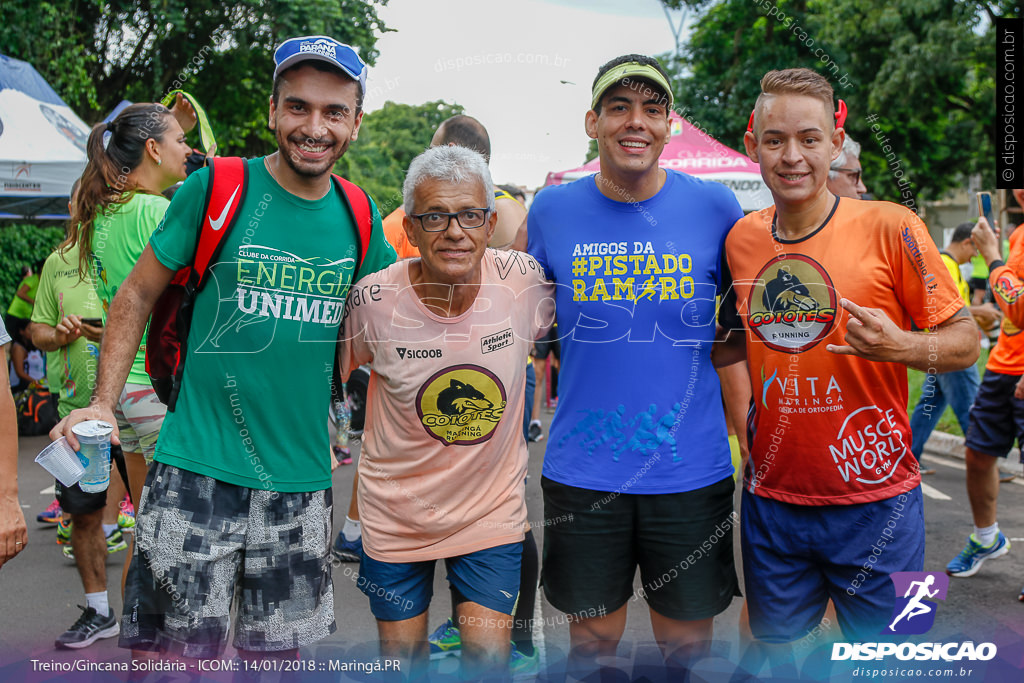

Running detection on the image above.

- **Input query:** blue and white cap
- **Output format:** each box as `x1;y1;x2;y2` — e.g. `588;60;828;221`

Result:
273;35;367;94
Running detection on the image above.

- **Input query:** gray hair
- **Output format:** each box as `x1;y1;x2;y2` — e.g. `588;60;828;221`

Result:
829;135;861;179
403;145;495;215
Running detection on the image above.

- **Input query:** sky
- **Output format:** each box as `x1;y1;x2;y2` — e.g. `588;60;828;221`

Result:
361;0;682;189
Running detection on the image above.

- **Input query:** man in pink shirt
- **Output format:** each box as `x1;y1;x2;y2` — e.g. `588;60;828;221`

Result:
339;145;553;678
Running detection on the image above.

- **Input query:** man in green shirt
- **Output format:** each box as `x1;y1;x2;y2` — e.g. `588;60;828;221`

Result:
55;35;396;664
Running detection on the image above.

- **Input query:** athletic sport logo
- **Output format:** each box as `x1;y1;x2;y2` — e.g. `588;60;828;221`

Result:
747;254;837;352
209;185;241;231
885;571;948;635
416;365;506;446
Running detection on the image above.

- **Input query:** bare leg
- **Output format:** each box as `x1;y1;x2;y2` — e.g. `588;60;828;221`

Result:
378;610;429;680
965;447;1000;528
567;603;627;679
348;468;360;521
103;464;128;527
457;601;512;680
649;609;712;671
70;508;106;593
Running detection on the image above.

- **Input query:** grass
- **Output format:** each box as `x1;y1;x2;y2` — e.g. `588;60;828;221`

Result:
906;346;990;437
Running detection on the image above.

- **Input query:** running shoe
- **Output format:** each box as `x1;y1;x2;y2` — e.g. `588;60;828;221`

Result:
333;445;353;466
331;532;362;562
62;528;128;559
56;518;72;545
55;605;118;649
510;645;539;677
428;618;461;660
528;420;544;443
118;495;135;531
946;532;1010;577
37;499;63;525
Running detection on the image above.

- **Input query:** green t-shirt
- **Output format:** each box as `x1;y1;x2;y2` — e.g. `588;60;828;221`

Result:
149;157;397;492
91;192;170;385
31;245;103;417
7;273;39;319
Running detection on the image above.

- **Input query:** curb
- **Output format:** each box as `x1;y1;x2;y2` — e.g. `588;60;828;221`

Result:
922;431;1023;475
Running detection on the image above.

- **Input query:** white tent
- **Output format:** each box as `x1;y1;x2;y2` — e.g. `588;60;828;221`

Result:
0;54;90;219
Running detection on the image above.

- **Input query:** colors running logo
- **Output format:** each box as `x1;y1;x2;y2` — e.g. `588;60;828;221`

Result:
885;571;947;635
416;365;506;445
748;254;837;352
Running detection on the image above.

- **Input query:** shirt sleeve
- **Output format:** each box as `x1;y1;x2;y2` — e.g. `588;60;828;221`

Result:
894;212;964;329
526;196;554;280
717;249;744;331
149;170;208;271
0;315;9;346
523;253;555;341
990;229;1024;329
30;255;59;327
338;281;376;381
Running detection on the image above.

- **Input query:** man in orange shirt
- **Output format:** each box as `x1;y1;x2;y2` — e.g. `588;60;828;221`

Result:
946;195;1024;595
381;115;526;258
717;68;978;642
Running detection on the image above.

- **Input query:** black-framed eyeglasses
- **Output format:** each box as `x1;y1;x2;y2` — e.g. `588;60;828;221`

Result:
411;208;491;232
830;166;861;184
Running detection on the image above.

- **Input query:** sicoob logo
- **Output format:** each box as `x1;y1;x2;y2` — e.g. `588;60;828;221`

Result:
885;571;947;635
416;365;506;445
748;255;837;352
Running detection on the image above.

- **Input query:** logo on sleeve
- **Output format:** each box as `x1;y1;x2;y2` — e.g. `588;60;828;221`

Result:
748;254;837;352
416;365;506;445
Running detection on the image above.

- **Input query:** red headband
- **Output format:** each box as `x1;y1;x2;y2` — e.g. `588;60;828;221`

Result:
746;99;847;133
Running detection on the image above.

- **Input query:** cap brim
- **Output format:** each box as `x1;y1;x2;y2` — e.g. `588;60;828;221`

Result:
273;53;360;84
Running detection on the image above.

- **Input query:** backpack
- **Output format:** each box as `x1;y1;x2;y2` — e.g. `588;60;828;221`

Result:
146;156;375;410
16;386;59;436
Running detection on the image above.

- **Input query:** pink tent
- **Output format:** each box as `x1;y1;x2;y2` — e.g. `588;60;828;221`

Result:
544;112;772;212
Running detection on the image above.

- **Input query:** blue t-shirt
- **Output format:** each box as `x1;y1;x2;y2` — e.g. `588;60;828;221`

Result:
528;170;743;494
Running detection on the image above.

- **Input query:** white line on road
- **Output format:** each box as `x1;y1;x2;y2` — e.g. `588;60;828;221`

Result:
38;485;55;495
921;454;965;471
920;482;952;501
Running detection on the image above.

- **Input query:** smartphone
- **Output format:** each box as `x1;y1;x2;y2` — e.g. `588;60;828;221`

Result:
79;317;103;326
976;191;994;226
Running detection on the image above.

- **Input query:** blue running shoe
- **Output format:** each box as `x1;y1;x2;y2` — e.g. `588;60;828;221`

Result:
946;532;1010;577
428;618;461;660
331;532;362;562
37;499;63;525
509;645;539;677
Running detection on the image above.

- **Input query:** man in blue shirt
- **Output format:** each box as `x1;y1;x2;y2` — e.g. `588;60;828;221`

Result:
522;54;742;674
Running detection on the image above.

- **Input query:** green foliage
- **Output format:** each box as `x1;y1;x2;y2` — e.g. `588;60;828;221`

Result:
0;224;66;309
334;100;465;215
0;0;391;157
663;0;1003;204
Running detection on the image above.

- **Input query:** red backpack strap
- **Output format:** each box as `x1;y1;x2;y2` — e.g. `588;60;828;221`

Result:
193;157;248;289
332;174;373;275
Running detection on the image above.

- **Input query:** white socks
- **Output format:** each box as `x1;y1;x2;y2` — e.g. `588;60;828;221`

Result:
101;523;117;537
342;516;362;542
974;523;999;547
85;591;110;618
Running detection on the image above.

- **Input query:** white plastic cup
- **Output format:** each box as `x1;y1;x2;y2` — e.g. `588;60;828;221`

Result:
72;420;114;493
35;437;87;487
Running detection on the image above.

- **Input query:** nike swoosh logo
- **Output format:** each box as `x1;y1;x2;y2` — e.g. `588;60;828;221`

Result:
209;185;241;231
500;590;513;599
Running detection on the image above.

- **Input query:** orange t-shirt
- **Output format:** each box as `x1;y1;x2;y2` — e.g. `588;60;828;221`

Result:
723;198;963;505
341;250;554;562
987;226;1024;374
381;207;420;259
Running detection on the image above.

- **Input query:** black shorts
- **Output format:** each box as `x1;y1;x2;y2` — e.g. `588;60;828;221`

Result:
54;445;128;515
540;475;740;621
533;326;560;360
965;370;1024;458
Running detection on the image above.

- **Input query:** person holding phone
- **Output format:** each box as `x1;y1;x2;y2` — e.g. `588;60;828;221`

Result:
946;188;1024;592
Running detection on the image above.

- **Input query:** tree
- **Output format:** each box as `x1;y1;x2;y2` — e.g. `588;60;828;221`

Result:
662;0;1005;205
0;0;391;156
335;100;465;213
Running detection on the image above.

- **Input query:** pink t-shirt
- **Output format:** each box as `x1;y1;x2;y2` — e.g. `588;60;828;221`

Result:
342;249;555;562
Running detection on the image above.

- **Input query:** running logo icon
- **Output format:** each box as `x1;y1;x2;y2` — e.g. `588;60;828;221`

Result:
884;571;948;635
